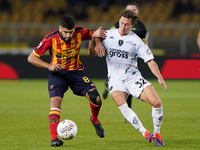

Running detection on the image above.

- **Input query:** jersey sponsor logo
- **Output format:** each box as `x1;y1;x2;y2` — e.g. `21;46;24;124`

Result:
55;50;79;60
59;48;72;53
118;40;124;46
109;48;128;59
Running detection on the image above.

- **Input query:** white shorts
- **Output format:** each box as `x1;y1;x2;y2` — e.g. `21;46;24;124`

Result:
108;74;152;100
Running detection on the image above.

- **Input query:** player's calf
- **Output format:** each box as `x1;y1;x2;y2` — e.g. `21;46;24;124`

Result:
88;89;102;124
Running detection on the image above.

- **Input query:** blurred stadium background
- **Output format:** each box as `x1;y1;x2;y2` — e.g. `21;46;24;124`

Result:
0;0;200;79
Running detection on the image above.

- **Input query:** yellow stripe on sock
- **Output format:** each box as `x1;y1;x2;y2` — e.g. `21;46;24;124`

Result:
49;110;60;115
90;101;100;107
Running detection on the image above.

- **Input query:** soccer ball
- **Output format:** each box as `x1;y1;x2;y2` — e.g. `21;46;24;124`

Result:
57;119;78;140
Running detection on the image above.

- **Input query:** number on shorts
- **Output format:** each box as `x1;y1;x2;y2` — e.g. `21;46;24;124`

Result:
83;76;90;83
135;78;147;88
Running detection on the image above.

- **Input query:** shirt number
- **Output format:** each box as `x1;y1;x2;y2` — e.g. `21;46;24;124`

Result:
83;76;90;83
135;78;147;88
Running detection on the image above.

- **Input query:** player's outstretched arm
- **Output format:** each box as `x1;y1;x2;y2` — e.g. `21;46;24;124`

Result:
89;26;106;57
147;59;167;92
27;52;62;71
92;26;107;39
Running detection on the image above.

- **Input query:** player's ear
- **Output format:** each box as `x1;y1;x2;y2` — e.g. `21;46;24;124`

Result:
132;23;135;27
59;26;61;32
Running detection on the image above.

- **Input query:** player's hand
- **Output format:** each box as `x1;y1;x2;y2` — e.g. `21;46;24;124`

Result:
95;43;105;57
158;78;167;92
48;64;62;71
92;26;107;39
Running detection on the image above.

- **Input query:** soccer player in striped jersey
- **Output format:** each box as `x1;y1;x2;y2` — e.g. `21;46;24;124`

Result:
28;16;106;147
91;10;167;146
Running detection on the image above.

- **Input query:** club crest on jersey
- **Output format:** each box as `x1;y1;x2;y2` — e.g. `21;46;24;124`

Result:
118;40;124;46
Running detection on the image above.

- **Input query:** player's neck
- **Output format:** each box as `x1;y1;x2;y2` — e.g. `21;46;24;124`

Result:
117;29;130;37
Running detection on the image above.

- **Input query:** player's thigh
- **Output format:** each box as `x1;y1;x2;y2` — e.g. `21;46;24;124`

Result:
68;71;96;96
127;76;152;99
111;91;127;107
48;71;68;98
139;85;161;107
108;79;128;96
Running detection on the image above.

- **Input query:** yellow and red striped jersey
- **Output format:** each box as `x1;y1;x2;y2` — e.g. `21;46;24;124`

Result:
33;26;93;71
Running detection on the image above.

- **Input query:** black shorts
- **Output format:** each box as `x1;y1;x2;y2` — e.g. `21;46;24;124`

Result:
48;69;96;98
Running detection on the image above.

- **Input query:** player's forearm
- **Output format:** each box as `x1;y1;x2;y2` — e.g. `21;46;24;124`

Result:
147;60;163;80
94;37;105;57
28;52;50;69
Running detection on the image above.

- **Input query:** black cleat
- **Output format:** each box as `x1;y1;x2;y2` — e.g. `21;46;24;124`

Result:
51;138;63;147
102;89;108;99
90;116;105;138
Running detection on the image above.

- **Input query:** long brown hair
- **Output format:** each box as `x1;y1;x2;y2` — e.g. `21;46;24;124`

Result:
120;10;139;25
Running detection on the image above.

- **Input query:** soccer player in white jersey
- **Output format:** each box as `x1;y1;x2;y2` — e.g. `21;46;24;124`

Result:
89;10;167;146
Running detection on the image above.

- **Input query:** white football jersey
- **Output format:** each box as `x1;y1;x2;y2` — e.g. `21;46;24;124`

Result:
102;29;154;80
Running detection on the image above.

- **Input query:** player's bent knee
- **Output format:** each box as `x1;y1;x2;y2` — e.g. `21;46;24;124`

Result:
88;89;101;105
152;99;162;108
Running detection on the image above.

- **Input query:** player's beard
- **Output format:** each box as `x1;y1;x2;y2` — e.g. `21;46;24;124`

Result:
60;33;71;42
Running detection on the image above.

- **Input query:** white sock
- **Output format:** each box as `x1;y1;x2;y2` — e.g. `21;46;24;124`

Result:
152;106;163;134
51;107;61;112
119;103;147;136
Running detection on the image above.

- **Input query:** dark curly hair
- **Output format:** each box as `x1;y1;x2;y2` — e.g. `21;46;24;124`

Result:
60;16;75;29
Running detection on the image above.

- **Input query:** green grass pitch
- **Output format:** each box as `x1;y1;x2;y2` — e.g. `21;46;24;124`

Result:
0;79;200;150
